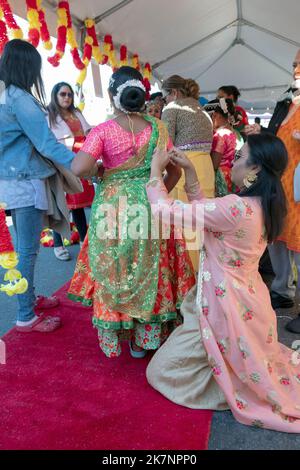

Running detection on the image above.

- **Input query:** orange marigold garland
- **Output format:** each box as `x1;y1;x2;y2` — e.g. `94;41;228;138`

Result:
25;0;40;47
143;62;152;81
76;19;104;110
40;224;80;247
48;1;84;69
119;44;128;67
48;3;67;67
64;1;85;70
76;29;93;87
102;34;115;67
0;206;28;296
142;62;152;100
0;14;8;54
84;18;103;64
36;0;52;50
131;53;140;71
142;77;151;100
0;0;23;41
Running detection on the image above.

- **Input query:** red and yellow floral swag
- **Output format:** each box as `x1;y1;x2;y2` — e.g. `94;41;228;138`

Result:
0;0;152;105
0;206;28;296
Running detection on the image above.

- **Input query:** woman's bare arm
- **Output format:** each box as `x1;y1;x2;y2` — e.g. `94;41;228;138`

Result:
163;162;182;192
71;151;100;178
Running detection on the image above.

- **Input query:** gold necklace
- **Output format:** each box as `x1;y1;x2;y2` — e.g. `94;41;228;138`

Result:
127;114;137;156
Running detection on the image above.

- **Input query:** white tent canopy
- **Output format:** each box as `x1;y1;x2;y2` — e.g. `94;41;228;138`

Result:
11;0;300;112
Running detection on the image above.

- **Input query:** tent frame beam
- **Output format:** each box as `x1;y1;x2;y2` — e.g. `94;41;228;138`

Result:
44;0;298;84
194;40;236;80
236;0;243;41
152;20;237;69
193;0;293;82
94;0;134;24
202;84;289;95
152;0;299;74
244;20;300;49
195;37;290;81
243;42;291;75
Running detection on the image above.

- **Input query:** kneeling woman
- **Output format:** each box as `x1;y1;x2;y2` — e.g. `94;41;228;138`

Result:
146;134;300;433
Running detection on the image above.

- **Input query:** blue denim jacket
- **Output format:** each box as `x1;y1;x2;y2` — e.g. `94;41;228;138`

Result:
0;85;74;180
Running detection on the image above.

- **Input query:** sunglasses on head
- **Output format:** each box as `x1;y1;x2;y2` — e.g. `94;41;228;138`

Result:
59;92;73;98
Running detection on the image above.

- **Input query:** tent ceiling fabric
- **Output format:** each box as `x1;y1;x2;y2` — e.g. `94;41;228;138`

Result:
15;0;300;110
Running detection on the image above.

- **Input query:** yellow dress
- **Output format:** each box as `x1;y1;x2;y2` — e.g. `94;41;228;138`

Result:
170;151;215;270
162;98;215;270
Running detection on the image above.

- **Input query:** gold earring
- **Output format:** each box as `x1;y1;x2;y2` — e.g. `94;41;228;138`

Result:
243;172;257;188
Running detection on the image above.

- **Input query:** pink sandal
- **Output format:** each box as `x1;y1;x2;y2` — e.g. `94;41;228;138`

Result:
35;295;60;310
16;314;61;333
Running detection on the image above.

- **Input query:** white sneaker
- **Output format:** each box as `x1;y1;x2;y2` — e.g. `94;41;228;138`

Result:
54;246;71;261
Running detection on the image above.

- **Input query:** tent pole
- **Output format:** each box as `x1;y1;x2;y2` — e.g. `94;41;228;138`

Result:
243;42;291;75
236;0;243;40
194;41;236;80
245;20;300;48
152;20;237;69
94;0;134;24
202;84;289;95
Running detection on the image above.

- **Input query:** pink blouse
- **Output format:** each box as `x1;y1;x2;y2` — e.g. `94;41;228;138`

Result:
81;119;172;169
212;127;236;169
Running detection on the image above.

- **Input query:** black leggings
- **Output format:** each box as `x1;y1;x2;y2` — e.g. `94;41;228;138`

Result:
53;208;87;247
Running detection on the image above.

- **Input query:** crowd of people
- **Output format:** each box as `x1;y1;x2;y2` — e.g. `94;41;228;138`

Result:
1;38;300;433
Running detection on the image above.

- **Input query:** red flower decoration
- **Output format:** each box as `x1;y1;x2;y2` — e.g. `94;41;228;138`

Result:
0;207;14;254
0;19;8;54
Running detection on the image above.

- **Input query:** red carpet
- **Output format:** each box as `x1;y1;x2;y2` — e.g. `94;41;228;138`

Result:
0;283;213;450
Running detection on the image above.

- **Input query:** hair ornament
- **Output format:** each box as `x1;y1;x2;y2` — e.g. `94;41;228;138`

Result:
219;97;228;114
112;79;146;113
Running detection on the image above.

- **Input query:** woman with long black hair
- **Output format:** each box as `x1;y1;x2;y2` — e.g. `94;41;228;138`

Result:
47;82;94;261
0;40;75;332
146;134;300;432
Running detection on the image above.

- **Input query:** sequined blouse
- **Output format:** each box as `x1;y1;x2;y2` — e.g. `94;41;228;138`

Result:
162;97;213;153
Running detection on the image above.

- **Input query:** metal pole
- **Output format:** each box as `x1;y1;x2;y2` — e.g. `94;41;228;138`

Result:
245;20;300;48
152;20;238;69
94;0;134;24
243;42;291;76
194;41;236;80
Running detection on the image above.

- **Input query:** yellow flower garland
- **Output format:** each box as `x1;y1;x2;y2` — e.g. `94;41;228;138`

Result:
0;205;28;297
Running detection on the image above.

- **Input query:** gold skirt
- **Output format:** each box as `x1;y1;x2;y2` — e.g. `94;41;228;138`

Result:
146;285;229;410
170;151;215;271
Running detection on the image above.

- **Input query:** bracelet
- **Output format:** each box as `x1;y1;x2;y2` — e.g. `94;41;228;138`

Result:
146;176;163;188
184;181;200;191
186;181;200;188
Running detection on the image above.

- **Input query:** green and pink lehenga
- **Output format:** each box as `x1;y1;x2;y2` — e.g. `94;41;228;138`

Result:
68;115;195;357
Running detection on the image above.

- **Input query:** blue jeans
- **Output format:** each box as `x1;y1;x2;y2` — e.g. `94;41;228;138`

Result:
11;206;45;322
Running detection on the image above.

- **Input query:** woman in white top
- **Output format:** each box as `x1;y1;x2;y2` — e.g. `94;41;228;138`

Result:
47;83;94;260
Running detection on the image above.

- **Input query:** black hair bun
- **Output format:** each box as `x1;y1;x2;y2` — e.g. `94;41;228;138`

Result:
120;86;146;112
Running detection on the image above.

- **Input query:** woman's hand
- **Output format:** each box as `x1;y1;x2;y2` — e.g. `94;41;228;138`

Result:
244;123;261;135
151;147;171;172
169;148;194;170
